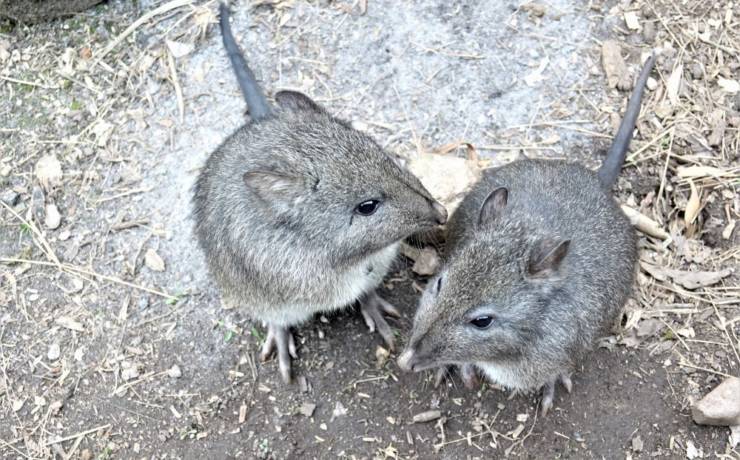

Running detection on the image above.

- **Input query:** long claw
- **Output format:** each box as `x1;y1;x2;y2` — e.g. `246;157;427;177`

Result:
434;367;449;388
541;381;555;417
360;292;399;350
257;325;297;384
560;373;573;394
460;363;479;389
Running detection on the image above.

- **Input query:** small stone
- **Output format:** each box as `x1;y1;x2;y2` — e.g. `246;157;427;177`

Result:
690;62;703;80
686;440;702;459
632;435;643;452
412;410;441;423
646;77;658;91
299;402;316;417
516;413;529;422
375;345;389;369
121;362;140;381
624;11;640;30
0;164;11;176
35;155;63;191
332;401;348;419
167;364;182;379
45;204;61;229
0;190;19;206
692;376;740;426
47;343;61;361
58;229;71;241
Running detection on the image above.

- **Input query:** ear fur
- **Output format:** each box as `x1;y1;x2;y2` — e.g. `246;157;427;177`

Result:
527;238;570;278
275;90;324;113
243;170;311;207
478;187;508;226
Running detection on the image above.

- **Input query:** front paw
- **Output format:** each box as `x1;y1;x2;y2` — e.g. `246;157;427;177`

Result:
359;291;401;350
434;364;479;389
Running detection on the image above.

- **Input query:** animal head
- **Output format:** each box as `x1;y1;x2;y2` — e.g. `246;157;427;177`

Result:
398;187;570;371
243;91;447;263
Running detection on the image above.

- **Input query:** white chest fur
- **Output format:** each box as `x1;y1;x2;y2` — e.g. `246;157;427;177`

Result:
266;243;399;326
475;362;526;390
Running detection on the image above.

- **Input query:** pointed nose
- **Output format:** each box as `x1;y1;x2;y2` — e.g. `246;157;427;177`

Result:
431;201;447;225
397;348;416;372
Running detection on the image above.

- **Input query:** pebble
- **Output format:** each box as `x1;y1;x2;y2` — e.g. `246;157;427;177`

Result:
689;62;703;80
0;190;19;206
45;204;61;229
646;77;658;91
692;376;740;426
47;343;61;361
299;402;316;417
167;364;182;379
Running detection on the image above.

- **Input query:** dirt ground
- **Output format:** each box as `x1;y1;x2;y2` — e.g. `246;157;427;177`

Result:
1;0;739;458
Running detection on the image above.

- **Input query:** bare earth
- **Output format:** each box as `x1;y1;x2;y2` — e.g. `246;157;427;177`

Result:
1;0;738;458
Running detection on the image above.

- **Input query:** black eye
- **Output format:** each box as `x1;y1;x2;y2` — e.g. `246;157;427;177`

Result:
355;199;380;216
470;316;493;329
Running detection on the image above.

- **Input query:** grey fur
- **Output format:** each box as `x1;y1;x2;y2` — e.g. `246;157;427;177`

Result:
399;56;655;414
194;10;446;383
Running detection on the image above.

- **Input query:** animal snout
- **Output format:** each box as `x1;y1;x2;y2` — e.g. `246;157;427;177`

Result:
431;201;448;225
397;348;418;372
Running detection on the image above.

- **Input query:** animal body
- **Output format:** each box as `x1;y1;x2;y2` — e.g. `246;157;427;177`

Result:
194;3;447;383
398;54;657;414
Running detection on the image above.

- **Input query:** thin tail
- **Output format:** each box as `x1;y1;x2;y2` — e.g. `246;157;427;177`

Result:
598;53;657;189
219;2;272;121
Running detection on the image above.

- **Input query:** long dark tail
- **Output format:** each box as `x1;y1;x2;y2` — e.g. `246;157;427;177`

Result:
598;53;657;189
219;2;271;121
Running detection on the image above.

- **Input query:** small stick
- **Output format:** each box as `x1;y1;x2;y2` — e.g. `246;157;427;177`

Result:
167;50;185;123
45;424;111;446
93;0;194;65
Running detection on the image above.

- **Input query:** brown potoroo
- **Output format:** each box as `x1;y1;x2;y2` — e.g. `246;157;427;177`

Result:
398;54;657;415
194;3;447;383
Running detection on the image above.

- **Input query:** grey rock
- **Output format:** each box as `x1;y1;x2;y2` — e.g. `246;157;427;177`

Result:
692;377;740;426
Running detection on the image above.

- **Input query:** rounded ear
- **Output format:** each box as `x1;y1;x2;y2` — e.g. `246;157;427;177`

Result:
478;187;508;226
274;90;325;113
243;169;311;208
527;238;570;278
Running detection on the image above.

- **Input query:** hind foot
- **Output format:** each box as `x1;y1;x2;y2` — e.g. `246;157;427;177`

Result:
434;364;479;389
259;324;298;384
360;291;401;351
540;373;573;416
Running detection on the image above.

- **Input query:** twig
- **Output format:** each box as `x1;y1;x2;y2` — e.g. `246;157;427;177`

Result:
0;258;175;300
93;0;194;65
45;424;111;446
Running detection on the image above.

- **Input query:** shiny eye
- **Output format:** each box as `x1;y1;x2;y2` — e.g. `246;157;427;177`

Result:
470;316;494;329
434;276;443;294
355;199;380;216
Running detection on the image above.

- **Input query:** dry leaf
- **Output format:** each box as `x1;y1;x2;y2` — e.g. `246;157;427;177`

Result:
400;243;440;276
407;152;482;215
666;64;683;106
621;205;669;239
165;39;194;59
640;262;732;290
145;249;166;272
35;155;63;191
56;316;85;332
684;179;701;226
718;78;740;94
624;11;640;30
601;40;632;90
677;165;734;179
